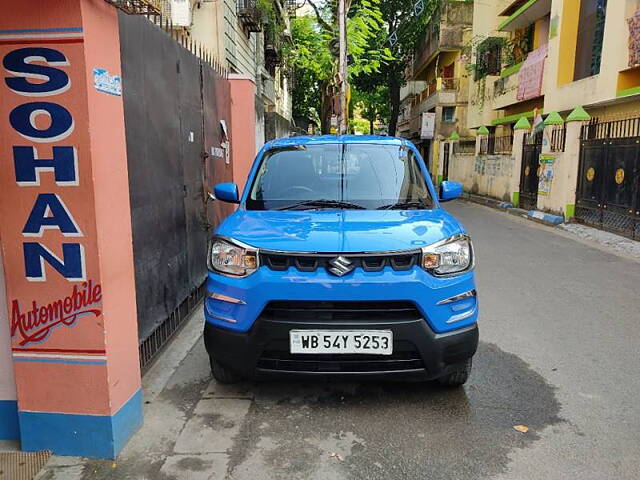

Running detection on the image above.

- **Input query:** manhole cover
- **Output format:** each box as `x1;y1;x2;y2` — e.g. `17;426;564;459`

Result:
0;451;52;480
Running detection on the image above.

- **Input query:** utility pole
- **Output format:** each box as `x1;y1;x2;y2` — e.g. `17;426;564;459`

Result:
338;0;348;134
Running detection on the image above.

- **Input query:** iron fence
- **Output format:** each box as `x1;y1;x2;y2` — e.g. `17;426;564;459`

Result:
581;116;640;140
479;136;493;155
493;134;513;154
480;134;513;155
454;139;476;154
550;125;566;152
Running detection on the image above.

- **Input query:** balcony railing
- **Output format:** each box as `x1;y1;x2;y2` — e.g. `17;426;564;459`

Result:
415;77;459;105
441;77;459;91
237;0;263;32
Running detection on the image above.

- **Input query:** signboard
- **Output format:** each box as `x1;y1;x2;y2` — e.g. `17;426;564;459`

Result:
0;33;106;365
420;112;435;139
538;154;555;196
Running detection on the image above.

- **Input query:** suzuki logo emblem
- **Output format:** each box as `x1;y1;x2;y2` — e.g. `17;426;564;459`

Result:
328;256;354;277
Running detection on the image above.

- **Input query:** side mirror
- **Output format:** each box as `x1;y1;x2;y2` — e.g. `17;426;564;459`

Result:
213;182;240;204
439;180;463;202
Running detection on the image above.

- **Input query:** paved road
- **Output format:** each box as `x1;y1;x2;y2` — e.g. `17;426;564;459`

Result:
46;200;640;480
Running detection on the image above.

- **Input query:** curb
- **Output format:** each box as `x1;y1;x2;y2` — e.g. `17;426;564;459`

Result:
527;210;564;226
461;194;565;227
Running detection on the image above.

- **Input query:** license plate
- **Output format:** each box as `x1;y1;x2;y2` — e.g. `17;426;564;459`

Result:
289;330;393;355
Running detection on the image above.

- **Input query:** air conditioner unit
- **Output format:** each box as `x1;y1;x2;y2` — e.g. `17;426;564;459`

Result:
170;0;192;27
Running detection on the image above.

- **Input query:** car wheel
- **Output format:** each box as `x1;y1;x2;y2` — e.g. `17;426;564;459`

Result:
209;356;241;384
437;358;472;387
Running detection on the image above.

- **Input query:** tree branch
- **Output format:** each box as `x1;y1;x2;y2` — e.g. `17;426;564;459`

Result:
307;0;335;34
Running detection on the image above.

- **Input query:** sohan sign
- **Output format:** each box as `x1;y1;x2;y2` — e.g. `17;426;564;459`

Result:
0;33;104;354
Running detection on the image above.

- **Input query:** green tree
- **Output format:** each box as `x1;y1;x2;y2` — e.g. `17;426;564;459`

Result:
351;0;438;136
286;15;332;128
292;0;389;132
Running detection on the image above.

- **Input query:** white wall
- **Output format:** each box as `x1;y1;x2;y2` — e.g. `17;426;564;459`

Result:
0;247;16;403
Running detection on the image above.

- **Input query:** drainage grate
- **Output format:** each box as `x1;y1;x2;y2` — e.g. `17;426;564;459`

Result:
0;450;51;480
138;283;205;370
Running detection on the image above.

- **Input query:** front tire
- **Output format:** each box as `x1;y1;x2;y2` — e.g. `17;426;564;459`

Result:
209;356;241;384
437;358;472;387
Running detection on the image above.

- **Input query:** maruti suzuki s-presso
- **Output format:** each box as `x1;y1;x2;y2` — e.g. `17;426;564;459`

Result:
204;136;478;386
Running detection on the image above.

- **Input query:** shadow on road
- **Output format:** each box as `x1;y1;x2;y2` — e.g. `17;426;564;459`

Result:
225;341;563;479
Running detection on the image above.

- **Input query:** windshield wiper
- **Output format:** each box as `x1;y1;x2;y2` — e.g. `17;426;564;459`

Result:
276;199;366;211
376;201;430;210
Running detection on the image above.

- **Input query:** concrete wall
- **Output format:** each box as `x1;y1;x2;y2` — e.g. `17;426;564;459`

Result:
449;152;514;201
536;121;583;215
230;76;257;196
190;0;226;61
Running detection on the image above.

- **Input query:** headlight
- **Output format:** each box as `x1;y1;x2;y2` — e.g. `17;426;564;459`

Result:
208;237;258;277
422;234;473;276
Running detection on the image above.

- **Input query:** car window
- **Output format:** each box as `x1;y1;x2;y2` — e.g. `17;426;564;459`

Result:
246;143;432;210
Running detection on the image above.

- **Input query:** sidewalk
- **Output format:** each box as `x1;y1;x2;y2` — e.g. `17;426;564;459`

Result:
38;305;248;480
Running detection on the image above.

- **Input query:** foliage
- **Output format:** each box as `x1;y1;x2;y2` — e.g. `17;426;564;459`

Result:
470;36;505;81
351;117;371;134
286;0;390;130
285;15;333;123
365;0;440;135
352;83;390;132
287;0;437;133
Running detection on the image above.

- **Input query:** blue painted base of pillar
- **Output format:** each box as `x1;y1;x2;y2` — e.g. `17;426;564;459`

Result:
18;388;142;459
0;400;20;440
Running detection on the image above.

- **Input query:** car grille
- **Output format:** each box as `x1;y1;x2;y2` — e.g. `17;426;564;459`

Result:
257;340;425;373
260;301;422;322
259;250;421;273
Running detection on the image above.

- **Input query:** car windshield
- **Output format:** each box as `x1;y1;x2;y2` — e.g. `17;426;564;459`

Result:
246;143;433;210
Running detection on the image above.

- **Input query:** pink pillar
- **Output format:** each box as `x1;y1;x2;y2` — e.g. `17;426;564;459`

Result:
0;0;141;457
229;75;257;195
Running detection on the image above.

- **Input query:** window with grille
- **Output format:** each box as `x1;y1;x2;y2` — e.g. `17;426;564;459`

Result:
442;106;456;123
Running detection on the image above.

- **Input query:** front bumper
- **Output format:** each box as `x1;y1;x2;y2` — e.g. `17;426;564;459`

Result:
204;316;479;381
205;266;478;334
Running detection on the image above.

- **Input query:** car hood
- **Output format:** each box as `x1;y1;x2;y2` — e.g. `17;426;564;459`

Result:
216;208;465;252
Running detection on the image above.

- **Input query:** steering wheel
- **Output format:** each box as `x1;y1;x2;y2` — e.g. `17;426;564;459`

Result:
280;186;314;197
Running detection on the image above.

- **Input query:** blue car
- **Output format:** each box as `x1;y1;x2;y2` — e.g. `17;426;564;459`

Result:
204;135;478;386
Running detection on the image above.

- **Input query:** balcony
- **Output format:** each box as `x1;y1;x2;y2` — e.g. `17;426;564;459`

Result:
412;0;473;77
493;48;546;109
405;77;462;137
237;0;262;32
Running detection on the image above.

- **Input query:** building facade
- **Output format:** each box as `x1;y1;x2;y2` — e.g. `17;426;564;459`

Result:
447;0;640;239
163;0;295;149
398;0;474;183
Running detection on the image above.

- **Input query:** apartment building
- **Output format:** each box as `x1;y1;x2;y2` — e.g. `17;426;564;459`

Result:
162;0;294;148
450;0;640;239
397;0;474;181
